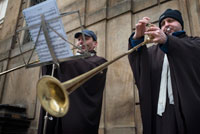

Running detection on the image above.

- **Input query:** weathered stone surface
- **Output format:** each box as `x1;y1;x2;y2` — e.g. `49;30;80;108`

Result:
86;0;107;26
107;0;131;19
106;13;135;129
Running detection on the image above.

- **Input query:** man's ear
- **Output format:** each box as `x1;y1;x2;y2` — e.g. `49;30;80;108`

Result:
94;41;98;47
92;41;98;51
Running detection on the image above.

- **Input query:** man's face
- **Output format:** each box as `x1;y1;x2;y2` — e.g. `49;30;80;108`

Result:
160;18;182;35
76;35;97;52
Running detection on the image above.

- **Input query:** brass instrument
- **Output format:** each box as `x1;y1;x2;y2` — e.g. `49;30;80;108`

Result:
37;35;152;117
0;61;40;76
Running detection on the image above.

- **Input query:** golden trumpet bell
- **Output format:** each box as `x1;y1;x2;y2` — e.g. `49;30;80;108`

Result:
37;76;69;117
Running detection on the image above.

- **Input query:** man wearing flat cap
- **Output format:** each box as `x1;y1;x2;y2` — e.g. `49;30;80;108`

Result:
38;29;107;134
74;29;98;54
128;9;200;134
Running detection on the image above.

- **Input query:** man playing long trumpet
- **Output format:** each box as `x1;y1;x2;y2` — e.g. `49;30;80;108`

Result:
38;29;107;134
128;9;200;134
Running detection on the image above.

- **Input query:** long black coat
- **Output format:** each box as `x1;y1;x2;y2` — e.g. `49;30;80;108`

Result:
38;52;107;134
128;33;200;134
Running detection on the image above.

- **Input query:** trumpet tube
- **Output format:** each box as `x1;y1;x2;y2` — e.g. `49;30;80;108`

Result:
37;37;151;117
0;60;39;76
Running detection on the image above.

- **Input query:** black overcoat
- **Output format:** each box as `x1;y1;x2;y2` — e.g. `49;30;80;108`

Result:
38;52;107;134
128;33;200;134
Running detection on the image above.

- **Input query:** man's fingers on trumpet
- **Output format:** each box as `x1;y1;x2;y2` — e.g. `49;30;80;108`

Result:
145;30;167;44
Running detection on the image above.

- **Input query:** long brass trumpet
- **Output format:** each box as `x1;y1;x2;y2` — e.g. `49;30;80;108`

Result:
37;36;152;117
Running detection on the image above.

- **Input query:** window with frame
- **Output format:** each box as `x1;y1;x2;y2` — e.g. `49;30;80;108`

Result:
0;0;9;25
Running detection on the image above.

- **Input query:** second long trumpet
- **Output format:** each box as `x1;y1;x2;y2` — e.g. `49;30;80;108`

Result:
37;36;151;117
